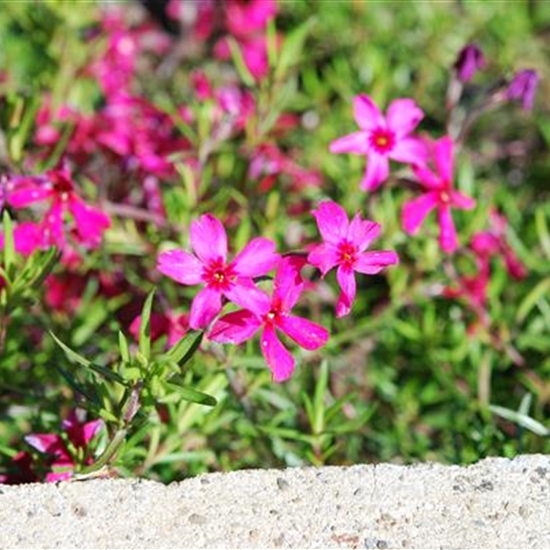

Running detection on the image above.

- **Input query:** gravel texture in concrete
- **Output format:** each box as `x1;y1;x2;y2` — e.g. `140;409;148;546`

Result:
1;454;549;548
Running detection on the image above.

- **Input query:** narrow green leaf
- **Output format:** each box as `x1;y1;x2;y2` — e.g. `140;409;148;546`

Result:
489;404;549;437
164;382;217;407
227;37;255;87
118;330;130;363
50;331;91;368
517;277;550;323
275;17;316;81
139;289;155;360
50;331;124;384
164;331;203;366
2;210;16;276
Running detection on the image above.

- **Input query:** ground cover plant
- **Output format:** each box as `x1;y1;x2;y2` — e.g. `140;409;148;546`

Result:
1;0;550;483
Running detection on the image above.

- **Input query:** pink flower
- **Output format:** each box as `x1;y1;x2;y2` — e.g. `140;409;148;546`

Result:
329;94;426;191
402;136;475;254
24;410;103;482
7;164;110;250
210;256;329;382
307;201;399;317
158;214;280;330
454;43;485;83
470;210;527;280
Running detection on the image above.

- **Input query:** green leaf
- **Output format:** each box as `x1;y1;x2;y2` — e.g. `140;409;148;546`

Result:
489;404;550;437
164;382;217;407
50;331;92;368
164;331;203;366
50;331;125;384
517;277;550;323
275;17;316;81
227;37;255;87
118;330;130;363
2;211;16;277
139;289;155;360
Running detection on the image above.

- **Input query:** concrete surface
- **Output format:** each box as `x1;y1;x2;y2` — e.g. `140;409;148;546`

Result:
1;454;549;548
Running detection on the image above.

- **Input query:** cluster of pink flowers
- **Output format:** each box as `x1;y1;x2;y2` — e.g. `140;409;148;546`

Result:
330;94;476;254
1;163;110;259
0;411;102;484
444;210;527;326
158;206;398;382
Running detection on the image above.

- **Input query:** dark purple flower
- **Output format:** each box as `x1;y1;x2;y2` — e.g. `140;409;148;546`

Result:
454;43;485;83
507;69;539;111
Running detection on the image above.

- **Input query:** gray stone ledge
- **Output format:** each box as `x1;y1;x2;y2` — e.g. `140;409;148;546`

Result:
1;454;550;548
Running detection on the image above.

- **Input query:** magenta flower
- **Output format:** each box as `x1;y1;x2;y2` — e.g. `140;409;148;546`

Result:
24;411;103;482
507;69;539;111
401;136;475;254
307;201;399;318
158;214;280;330
210;256;329;382
470;210;527;280
7;164;110;250
454;43;485;83
329;94;427;191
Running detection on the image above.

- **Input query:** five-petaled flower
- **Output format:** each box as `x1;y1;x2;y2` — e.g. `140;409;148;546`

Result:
7;163;110;251
157;214;280;330
209;256;329;382
401;136;476;254
24;410;103;482
329;94;426;191
307;201;399;317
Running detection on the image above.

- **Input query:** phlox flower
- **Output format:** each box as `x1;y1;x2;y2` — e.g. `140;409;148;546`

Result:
210;256;329;382
329;94;426;191
454;43;485;83
401;136;475;254
157;214;280;330
507;69;539;111
307;201;399;318
470;210;527;280
7;164;110;251
24;411;103;482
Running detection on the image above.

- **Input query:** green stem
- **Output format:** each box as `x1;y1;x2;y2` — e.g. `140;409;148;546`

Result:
79;428;127;475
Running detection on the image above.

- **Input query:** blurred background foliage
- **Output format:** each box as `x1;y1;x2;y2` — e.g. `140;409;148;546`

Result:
0;0;549;482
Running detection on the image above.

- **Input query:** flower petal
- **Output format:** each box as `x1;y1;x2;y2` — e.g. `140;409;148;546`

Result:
44;201;66;247
190;214;227;264
7;176;52;208
69;196;110;247
223;279;271;317
189;286;222;329
336;265;356;318
353;94;385;131
386;98;424;137
433;136;454;184
438;205;458;254
390;136;429;166
260;325;295;382
278;314;329;350
347;214;381;251
360;152;390;192
272;256;305;312
209;309;262;344
307;243;339;276
412;165;441;190
329;131;369;154
311;201;349;245
157;249;204;285
232;237;280;277
451;191;476;210
355;250;399;274
401;192;438;235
